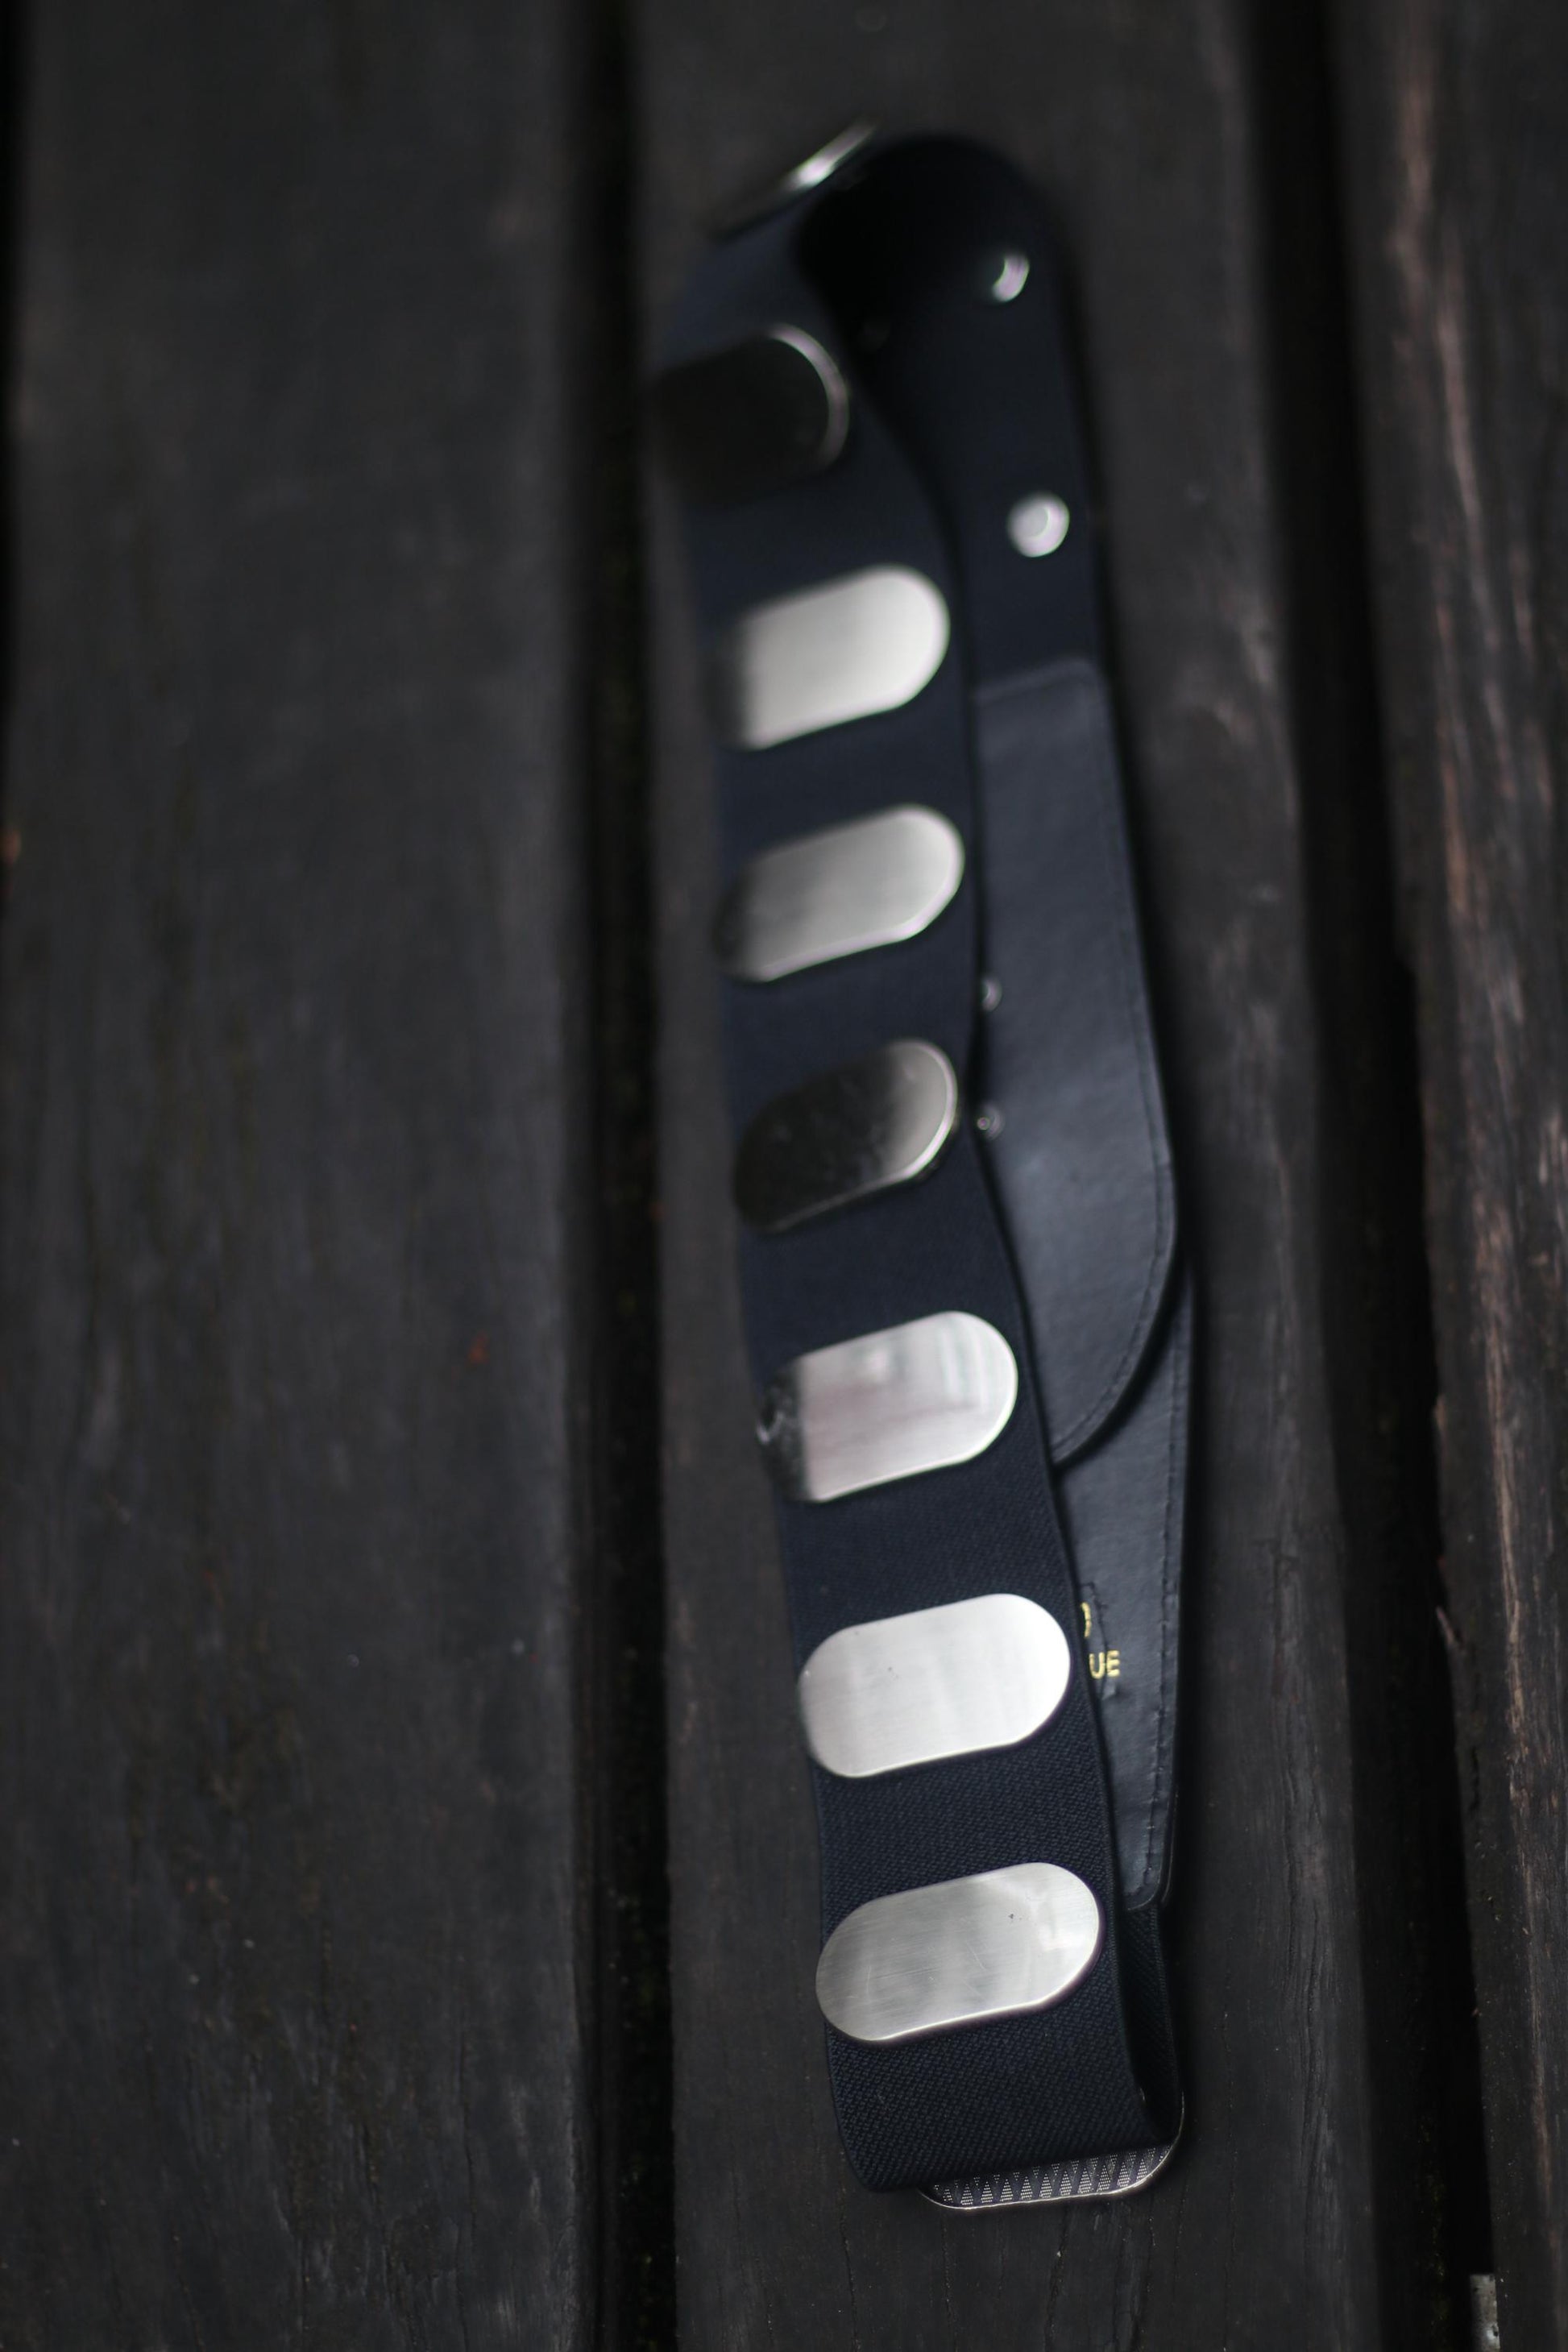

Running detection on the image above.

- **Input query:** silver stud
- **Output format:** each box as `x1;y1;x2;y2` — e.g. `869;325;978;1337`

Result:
649;326;849;507
815;1863;1103;2045
1006;493;1071;558
799;1593;1072;1779
734;1039;958;1234
714;806;964;985
711;565;950;749
757;1309;1018;1503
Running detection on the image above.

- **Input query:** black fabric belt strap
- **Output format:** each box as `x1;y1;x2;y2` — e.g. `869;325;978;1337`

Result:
656;131;1190;2204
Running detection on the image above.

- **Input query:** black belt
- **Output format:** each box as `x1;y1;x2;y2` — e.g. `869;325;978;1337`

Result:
654;129;1191;2206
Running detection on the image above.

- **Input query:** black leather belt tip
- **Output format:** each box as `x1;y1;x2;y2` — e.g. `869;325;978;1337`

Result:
654;127;1192;2206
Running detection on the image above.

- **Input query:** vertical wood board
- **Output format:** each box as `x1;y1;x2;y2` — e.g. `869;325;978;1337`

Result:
0;6;598;2345
1333;2;1568;2340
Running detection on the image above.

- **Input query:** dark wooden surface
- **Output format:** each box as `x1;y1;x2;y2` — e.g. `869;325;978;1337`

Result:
2;0;1562;2342
0;4;608;2345
1334;2;1568;2342
642;4;1476;2346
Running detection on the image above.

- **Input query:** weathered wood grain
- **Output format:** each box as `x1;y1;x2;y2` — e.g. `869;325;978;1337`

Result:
1334;2;1568;2341
642;2;1471;2343
0;5;602;2343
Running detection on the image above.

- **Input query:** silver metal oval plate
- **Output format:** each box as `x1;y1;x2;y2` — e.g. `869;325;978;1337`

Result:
799;1593;1072;1778
714;805;964;984
649;326;849;507
758;1309;1018;1503
734;1039;957;1234
816;1862;1102;2046
712;566;950;749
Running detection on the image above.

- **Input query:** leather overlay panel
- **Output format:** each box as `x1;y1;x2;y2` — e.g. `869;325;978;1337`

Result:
974;658;1176;1460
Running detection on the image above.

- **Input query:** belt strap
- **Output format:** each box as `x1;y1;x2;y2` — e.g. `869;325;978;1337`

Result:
656;131;1189;2202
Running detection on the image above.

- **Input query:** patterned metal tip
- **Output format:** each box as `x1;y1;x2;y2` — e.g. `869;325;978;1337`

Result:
925;2132;1179;2211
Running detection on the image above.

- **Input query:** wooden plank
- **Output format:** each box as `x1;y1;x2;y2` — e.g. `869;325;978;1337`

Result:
641;5;1475;2345
0;5;602;2342
1332;2;1568;2340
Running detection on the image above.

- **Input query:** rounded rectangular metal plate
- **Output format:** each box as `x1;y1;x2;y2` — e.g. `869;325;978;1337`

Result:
815;1863;1102;2045
713;805;964;983
711;565;949;749
734;1039;957;1233
649;326;849;507
799;1592;1072;1778
758;1309;1018;1502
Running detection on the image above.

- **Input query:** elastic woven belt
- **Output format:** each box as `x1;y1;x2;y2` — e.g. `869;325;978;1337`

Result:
653;128;1192;2206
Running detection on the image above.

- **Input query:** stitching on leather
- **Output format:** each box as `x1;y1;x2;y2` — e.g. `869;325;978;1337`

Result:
977;657;1176;1458
1141;1284;1189;1894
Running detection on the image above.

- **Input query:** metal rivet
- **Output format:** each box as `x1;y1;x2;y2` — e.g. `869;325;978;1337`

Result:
1007;493;1071;558
649;326;849;507
711;565;950;749
769;118;877;200
978;973;1002;1013
979;248;1031;304
734;1039;958;1234
757;1309;1018;1503
974;1101;1005;1138
799;1593;1072;1779
714;806;964;983
712;119;878;239
815;1863;1103;2045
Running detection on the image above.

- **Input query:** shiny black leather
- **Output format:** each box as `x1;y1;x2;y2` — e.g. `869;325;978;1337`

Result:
975;660;1177;1462
975;657;1188;1908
